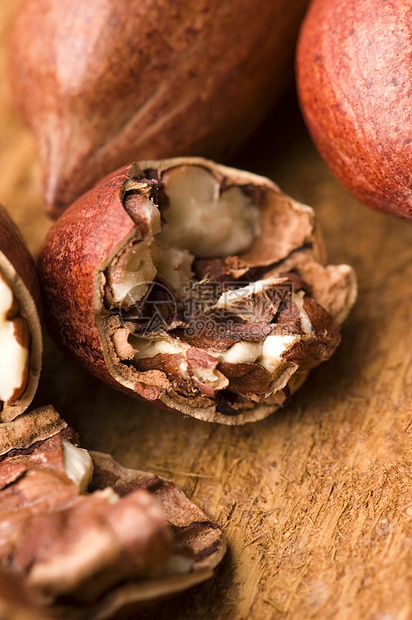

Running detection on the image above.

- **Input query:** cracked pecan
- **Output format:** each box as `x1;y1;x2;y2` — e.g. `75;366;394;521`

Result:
39;157;357;424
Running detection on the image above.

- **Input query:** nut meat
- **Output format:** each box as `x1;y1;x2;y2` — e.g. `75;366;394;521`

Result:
9;0;310;216
0;205;42;422
39;158;357;424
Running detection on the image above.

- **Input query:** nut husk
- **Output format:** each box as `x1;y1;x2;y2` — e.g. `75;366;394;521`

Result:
9;0;310;217
39;157;357;425
297;0;412;220
0;205;42;422
0;406;226;619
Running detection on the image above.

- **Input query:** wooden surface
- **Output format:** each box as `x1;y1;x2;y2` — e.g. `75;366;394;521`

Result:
3;3;412;619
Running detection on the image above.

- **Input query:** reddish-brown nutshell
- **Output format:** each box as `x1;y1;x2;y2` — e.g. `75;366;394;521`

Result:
0;205;42;422
297;0;412;220
9;0;310;217
39;157;357;425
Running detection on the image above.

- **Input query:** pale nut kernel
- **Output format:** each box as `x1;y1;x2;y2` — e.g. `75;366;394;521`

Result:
159;165;259;258
61;438;94;494
107;165;260;305
0;273;29;403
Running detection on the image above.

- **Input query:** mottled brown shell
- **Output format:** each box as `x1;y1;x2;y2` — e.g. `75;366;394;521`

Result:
0;205;42;421
9;0;310;216
297;0;412;219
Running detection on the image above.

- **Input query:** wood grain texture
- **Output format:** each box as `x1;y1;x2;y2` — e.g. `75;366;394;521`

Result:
3;1;412;618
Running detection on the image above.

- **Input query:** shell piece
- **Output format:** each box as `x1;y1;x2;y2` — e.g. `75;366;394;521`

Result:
9;0;310;217
0;404;66;457
0;205;43;422
82;451;226;620
39;157;357;425
0;407;226;619
297;0;412;219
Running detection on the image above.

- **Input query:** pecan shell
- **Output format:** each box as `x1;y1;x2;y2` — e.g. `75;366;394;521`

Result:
0;406;226;618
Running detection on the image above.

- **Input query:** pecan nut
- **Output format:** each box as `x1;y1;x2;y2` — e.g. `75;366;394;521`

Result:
9;0;310;216
39;157;357;424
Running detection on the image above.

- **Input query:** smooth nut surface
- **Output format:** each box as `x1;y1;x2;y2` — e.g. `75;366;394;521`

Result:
297;0;412;219
0;406;226;619
9;0;310;216
39;157;357;425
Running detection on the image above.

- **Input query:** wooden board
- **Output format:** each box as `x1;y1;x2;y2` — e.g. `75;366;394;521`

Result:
2;2;412;618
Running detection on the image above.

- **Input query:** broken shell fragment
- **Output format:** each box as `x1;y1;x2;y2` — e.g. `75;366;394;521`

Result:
39;157;357;425
0;206;42;422
0;406;226;618
297;0;412;220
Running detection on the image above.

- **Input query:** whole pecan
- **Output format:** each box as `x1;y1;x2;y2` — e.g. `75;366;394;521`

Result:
297;0;412;220
39;157;357;424
9;0;310;216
